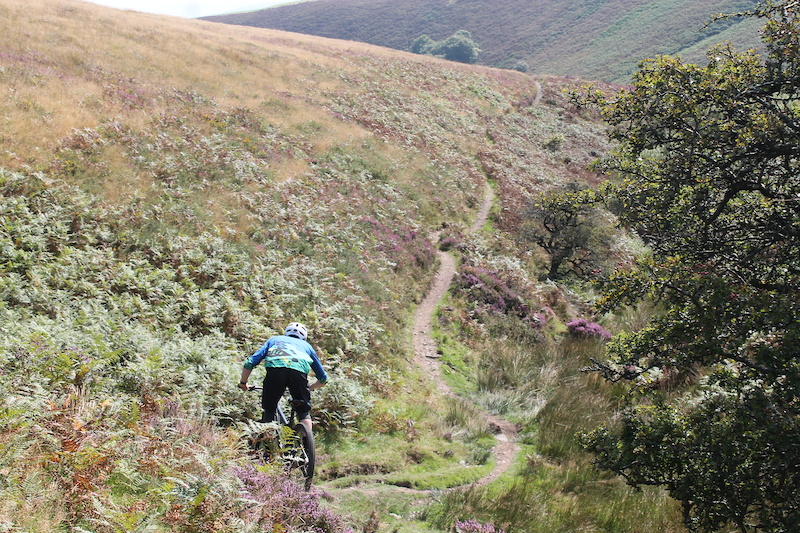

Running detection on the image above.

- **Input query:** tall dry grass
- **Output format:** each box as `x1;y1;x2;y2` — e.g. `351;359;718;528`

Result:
0;1;336;162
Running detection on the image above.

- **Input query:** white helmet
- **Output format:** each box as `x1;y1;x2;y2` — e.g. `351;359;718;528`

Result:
284;322;308;341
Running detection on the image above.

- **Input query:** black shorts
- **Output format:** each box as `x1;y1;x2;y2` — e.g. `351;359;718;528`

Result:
261;367;312;422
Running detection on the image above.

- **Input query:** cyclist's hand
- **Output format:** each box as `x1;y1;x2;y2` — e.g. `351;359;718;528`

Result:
238;382;250;391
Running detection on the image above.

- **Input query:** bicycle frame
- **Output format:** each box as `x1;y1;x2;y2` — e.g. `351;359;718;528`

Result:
246;386;316;490
275;404;290;426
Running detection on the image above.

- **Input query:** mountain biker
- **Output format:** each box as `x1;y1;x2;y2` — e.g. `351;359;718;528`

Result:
238;322;328;434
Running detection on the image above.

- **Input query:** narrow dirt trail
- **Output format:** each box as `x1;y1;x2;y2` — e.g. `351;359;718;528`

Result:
412;184;519;486
533;80;542;106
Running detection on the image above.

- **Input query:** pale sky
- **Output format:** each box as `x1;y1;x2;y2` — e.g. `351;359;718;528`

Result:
85;0;293;19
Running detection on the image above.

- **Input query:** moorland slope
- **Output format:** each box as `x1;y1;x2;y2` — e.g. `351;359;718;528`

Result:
0;0;681;531
204;0;763;83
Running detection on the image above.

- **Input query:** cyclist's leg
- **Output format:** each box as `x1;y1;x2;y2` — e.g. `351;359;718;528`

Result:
260;368;289;423
286;370;313;433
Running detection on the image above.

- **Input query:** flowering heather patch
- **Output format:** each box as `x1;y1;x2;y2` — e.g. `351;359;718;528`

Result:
452;265;540;326
89;65;155;110
233;465;354;532
438;226;466;252
565;318;611;340
362;217;436;272
439;235;460;251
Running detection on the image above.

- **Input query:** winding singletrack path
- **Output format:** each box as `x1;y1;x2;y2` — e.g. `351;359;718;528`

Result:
412;184;519;486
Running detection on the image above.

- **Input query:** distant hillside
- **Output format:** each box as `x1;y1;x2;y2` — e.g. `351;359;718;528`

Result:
203;0;764;83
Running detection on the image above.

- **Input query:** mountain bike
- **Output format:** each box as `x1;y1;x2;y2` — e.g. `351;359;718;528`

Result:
244;386;316;490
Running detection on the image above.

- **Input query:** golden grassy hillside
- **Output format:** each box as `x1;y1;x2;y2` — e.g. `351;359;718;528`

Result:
2;0;609;216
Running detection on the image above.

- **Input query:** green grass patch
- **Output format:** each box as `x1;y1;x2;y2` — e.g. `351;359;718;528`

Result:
327;485;447;533
317;424;489;490
383;455;493;490
433;334;476;395
427;457;682;533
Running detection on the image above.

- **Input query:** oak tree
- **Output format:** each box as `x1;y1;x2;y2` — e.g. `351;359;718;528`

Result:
522;183;617;280
581;2;800;531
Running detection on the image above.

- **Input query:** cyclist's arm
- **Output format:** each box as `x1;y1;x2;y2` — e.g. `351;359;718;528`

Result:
238;367;253;390
308;349;328;386
239;340;273;390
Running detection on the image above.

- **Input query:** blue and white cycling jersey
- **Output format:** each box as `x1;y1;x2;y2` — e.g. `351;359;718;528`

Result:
244;335;328;383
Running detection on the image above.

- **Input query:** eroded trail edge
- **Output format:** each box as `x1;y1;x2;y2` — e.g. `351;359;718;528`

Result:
412;184;519;487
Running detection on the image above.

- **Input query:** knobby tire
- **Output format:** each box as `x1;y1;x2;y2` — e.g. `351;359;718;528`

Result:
294;423;315;490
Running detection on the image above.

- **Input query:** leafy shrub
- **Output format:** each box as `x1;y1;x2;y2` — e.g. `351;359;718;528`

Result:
543;134;564;151
410;30;482;64
521;183;625;281
313;372;374;435
410;34;434;54
510;60;529;73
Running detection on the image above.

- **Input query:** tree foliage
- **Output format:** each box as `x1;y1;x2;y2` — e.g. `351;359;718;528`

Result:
580;1;800;531
522;183;619;280
410;30;482;64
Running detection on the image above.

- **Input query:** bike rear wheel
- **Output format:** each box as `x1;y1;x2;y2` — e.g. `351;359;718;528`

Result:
293;423;315;490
